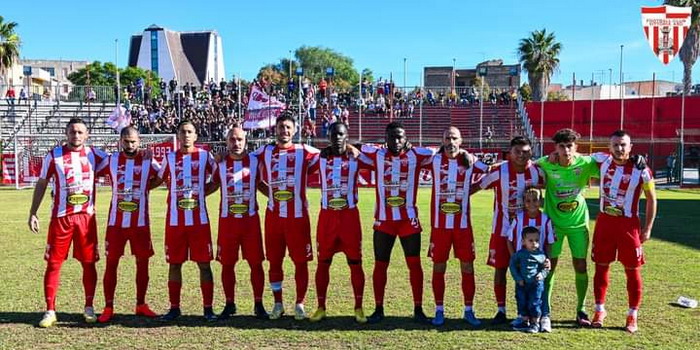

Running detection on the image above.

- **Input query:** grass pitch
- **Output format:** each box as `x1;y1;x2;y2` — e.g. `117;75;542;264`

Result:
0;186;698;349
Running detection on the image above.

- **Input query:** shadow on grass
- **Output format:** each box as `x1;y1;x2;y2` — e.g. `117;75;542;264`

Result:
586;198;700;250
0;312;596;332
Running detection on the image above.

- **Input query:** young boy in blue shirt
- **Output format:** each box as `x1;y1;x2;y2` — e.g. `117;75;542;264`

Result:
510;226;550;333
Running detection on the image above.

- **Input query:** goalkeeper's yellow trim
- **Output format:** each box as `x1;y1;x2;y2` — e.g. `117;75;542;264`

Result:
642;181;655;191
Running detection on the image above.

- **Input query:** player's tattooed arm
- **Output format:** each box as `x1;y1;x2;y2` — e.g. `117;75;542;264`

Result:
28;179;49;234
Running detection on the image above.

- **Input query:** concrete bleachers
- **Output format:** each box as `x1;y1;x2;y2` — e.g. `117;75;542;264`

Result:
341;103;522;146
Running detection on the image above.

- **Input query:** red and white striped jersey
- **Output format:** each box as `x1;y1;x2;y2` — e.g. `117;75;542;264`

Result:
359;145;435;221
506;210;556;251
157;148;216;227
598;156;653;218
479;161;544;236
428;154;488;229
254;143;320;218
39;145;108;218
105;152;161;228
318;153;366;210
214;153;260;219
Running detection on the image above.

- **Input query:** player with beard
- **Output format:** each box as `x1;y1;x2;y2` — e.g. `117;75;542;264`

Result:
427;127;488;326
152;120;219;322
29;118;109;327
254;115;320;320
97;126;160;322
209;125;269;320
476;136;545;327
358;121;436;324
591;130;656;333
309;122;368;323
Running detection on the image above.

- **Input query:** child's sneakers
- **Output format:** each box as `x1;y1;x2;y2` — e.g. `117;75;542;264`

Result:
540;316;552;332
625;315;638;333
512;317;530;331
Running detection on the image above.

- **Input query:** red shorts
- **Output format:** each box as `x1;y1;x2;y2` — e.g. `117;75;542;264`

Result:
592;214;645;268
428;226;476;263
105;226;154;259
164;224;213;264
316;208;362;261
373;217;422;237
486;233;511;269
217;214;265;265
45;213;99;263
264;210;312;264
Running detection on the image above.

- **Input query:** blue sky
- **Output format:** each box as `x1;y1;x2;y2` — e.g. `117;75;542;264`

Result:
3;0;693;86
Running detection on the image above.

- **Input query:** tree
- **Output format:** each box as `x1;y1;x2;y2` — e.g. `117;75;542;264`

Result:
519;83;532;102
361;68;374;83
517;29;562;102
547;90;570;101
0;16;21;83
67;61;158;87
259;46;361;91
666;1;700;94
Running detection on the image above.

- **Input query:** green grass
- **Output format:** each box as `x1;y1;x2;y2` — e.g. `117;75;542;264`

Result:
0;186;698;349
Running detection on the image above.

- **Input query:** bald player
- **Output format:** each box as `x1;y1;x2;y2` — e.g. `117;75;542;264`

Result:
97;126;160;322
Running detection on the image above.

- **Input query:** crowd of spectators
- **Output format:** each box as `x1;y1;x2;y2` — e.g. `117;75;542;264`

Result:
103;76;519;142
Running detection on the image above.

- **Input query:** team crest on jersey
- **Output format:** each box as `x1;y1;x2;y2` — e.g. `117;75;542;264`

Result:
192;161;200;170
573;167;582;176
133;166;142;175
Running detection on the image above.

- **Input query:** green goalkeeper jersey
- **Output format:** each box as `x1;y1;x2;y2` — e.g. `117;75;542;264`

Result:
536;155;599;230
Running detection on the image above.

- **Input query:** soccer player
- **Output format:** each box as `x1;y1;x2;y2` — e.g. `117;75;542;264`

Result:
536;128;600;327
152;120;219;322
255;114;320;320
591;130;657;333
427;127;488;327
28;118;108;328
210;125;269;319
309;122;368;323
477;136;544;326
97;126;160;323
359;121;435;324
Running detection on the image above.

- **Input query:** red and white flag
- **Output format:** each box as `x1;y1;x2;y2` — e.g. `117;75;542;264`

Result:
106;105;131;132
243;84;286;130
641;5;692;65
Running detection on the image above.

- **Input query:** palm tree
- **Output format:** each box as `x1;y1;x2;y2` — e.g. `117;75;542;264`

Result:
665;1;700;94
0;16;21;84
517;29;562;102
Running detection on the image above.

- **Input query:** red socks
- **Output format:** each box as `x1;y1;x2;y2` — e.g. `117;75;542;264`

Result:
349;263;365;309
494;281;507;308
594;264;610;305
222;266;236;303
432;271;446;306
82;262;97;307
102;259;120;307
406;256;423;306
168;280;182;308
201;281;214;308
269;261;284;303
462;272;475;306
44;261;62;311
625;268;643;309
249;262;265;302
373;260;390;307
315;261;331;309
294;261;309;304
135;259;149;305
